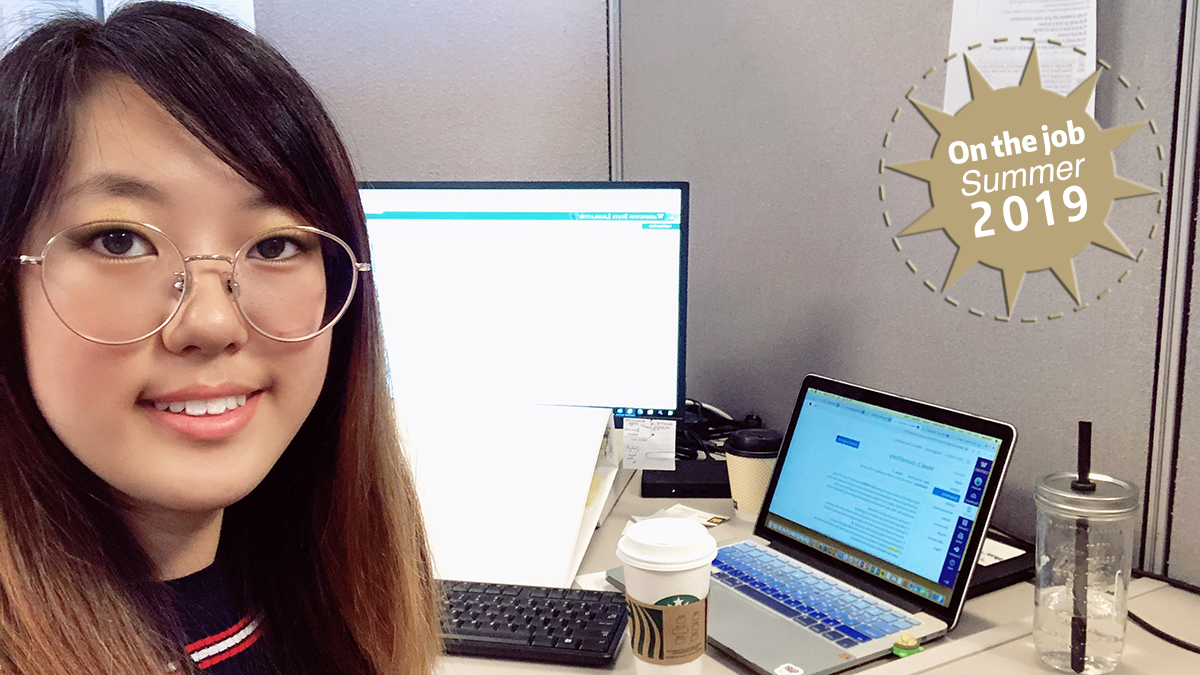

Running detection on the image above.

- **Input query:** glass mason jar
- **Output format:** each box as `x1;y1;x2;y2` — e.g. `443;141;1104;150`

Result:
1033;473;1139;674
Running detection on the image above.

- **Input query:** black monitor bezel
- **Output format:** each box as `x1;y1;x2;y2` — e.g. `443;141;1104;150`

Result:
753;373;1017;629
357;180;689;422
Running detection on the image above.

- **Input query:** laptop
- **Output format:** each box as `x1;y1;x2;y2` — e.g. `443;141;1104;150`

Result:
610;374;1016;675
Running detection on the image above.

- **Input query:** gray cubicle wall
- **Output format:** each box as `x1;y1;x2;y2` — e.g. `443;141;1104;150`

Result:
256;0;1189;563
1171;239;1200;583
617;1;1182;550
256;0;610;181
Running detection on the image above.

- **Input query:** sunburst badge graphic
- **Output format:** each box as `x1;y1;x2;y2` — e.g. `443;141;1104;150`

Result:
887;44;1157;317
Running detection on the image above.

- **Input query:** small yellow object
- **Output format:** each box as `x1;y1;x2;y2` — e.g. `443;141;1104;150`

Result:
891;633;924;658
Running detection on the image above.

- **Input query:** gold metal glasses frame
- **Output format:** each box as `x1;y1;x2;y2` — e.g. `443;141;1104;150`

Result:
19;221;372;345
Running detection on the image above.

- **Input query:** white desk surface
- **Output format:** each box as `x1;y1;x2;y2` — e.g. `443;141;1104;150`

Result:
439;474;1200;675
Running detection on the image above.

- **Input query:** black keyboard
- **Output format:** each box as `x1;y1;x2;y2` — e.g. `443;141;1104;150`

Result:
440;580;628;667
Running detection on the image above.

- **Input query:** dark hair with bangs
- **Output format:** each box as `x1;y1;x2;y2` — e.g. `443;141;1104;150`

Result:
0;3;439;674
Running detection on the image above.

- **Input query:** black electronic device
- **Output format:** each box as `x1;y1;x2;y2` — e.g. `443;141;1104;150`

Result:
966;529;1035;598
440;580;627;667
641;456;731;497
641;400;774;497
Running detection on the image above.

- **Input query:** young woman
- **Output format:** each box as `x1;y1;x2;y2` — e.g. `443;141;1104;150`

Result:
0;3;440;673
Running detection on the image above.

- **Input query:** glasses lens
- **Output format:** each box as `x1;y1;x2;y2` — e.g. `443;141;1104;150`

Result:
40;222;183;343
234;228;357;341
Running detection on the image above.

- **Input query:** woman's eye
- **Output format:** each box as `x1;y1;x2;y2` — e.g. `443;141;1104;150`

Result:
249;237;302;261
85;230;156;257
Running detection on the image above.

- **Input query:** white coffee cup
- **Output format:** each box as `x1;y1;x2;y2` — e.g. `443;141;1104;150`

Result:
725;429;782;522
616;518;718;674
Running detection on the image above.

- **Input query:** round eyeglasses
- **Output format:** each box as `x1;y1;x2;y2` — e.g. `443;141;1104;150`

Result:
19;221;371;345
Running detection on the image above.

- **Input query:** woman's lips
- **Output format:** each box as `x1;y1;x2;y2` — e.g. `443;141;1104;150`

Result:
143;391;262;441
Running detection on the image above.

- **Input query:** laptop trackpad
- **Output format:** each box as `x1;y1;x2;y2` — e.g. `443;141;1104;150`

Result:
707;583;849;673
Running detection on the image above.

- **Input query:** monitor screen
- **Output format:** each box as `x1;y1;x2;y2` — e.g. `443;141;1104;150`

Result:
359;182;688;420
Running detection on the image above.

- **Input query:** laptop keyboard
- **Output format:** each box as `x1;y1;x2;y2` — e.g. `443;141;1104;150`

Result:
712;542;920;649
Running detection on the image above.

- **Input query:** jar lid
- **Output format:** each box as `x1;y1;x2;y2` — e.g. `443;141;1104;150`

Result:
1035;472;1140;517
725;429;783;458
616;518;718;572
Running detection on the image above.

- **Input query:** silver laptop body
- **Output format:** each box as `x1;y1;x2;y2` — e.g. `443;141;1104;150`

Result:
674;375;1015;675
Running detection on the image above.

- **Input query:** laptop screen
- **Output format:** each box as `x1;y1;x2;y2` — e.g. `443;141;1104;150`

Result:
760;386;1006;608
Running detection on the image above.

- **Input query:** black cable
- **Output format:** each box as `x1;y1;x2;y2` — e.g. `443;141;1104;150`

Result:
1126;569;1200;654
1127;610;1200;654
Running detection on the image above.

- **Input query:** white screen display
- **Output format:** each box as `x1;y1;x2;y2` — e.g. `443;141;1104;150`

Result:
361;185;685;416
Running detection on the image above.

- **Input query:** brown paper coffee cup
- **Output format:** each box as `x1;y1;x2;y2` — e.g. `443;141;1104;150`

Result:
626;593;708;665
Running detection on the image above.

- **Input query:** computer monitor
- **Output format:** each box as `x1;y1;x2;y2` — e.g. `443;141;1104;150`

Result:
359;181;688;421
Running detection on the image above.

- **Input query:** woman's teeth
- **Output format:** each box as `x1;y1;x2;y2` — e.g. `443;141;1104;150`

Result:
154;395;248;416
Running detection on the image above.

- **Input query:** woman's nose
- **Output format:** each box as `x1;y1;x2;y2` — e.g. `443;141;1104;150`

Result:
159;262;250;355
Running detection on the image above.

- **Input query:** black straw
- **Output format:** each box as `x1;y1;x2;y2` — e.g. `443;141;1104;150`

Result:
1070;421;1093;673
1072;421;1096;493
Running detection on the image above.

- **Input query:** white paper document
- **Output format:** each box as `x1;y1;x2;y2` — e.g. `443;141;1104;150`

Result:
631;503;730;528
978;536;1026;567
622;418;676;471
400;402;612;587
945;0;1096;115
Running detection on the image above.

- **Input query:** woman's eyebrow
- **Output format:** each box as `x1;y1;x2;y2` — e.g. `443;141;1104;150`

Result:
61;173;167;204
241;193;279;210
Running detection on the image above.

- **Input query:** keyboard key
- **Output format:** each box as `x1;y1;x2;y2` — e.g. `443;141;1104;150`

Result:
837;625;871;642
859;624;886;639
733;585;801;619
579;638;609;652
837;638;858;649
871;620;898;635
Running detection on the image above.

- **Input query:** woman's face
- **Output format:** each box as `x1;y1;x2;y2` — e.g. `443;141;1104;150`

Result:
18;77;332;516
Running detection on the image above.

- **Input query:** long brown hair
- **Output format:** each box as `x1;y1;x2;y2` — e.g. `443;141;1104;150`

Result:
0;3;440;673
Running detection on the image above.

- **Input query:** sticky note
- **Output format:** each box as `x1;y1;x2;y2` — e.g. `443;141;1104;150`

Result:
622;418;676;470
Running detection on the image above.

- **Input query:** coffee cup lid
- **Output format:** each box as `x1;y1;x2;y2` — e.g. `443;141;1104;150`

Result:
725;429;782;458
616;518;718;572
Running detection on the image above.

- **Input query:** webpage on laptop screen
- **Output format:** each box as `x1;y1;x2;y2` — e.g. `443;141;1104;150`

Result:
766;390;1001;601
